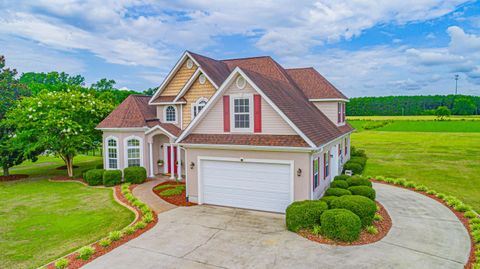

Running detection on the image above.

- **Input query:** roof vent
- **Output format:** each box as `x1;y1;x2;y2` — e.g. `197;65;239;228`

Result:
186;59;194;69
199;74;206;84
236;76;246;89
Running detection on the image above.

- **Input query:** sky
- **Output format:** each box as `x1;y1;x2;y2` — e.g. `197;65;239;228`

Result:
0;1;479;97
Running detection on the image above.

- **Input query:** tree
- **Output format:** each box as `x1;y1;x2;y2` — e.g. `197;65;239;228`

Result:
91;78;116;91
452;97;477;115
143;87;157;96
0;55;33;176
434;106;451;121
19;71;85;94
6;90;113;177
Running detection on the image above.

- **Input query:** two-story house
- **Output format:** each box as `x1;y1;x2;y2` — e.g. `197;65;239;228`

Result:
96;51;354;213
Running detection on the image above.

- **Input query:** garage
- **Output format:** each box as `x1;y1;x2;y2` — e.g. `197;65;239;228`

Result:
198;157;293;213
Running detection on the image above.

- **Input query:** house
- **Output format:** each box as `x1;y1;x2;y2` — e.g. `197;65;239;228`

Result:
96;51;354;213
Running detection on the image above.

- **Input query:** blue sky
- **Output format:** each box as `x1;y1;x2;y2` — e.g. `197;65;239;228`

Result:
0;0;479;97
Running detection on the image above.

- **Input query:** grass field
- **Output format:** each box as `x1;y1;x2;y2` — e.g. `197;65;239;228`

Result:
349;120;480;132
0;179;134;269
350;117;480;211
348;115;480;121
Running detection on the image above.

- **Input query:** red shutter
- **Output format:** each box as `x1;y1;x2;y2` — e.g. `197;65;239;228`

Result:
223;96;230;132
323;153;327;179
254;94;262;133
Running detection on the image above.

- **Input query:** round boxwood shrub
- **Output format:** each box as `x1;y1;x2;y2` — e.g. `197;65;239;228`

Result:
286;200;328;232
343;162;363;175
331;195;377;227
321;208;361;242
124;167;147;184
81;168;92;179
348;186;376;200
350;156;367;167
347;175;372;187
319;196;338;207
330;195;377;227
96;163;104;169
330;180;349;189
325;187;352;197
334;175;350;181
85;169;105;186
103;170;122;187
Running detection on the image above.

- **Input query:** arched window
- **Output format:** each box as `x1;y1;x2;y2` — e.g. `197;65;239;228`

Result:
165;106;176;122
192;97;208;118
106;137;118;169
126;138;141;167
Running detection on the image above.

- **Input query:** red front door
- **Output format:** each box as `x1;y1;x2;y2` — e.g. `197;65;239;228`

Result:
167;146;177;174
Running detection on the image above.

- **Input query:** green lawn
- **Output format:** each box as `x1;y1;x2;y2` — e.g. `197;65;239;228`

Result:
349;120;480;133
352;131;480;212
348;115;480;121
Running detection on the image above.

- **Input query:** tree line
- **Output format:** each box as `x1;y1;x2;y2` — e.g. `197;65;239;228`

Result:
347;95;480;116
0;55;157;176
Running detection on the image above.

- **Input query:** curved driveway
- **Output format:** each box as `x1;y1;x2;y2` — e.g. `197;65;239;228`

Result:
84;183;470;269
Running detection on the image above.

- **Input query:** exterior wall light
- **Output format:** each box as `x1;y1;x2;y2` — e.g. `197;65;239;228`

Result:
297;168;302;177
190;162;195;170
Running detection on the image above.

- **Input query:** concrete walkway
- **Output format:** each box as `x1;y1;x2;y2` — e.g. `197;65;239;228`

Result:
84;183;470;269
132;177;176;213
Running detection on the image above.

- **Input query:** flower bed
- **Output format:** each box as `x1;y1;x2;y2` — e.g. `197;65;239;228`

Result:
153;181;196;207
44;183;157;269
370;176;478;269
0;174;28;182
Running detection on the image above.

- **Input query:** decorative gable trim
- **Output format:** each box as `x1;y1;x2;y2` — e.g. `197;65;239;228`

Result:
175;67;317;148
173;67;218;102
145;125;177;138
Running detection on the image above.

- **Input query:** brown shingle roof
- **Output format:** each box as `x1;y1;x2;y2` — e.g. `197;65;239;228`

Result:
286;68;347;99
97;95;156;128
188;51;231;87
182;134;309;147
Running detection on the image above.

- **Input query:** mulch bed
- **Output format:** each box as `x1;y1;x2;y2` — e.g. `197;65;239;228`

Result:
44;184;158;269
153;181;197;207
371;179;476;269
55;165;79;170
298;201;392;246
0;174;28;182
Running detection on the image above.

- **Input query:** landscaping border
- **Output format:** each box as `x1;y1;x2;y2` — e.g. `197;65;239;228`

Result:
153;181;197;207
43;182;158;269
369;176;478;269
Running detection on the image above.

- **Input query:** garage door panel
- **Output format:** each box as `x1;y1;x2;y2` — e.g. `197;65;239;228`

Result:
200;159;292;213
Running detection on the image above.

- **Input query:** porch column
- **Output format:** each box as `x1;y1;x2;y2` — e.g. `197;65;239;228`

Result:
169;144;175;179
163;144;168;174
177;146;182;180
148;142;154;178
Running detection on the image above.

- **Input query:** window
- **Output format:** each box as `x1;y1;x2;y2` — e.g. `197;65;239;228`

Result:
186;59;194;69
337;102;342;123
165;106;176;122
192;98;208;118
324;151;330;179
345;137;348;155
199;74;206;84
342;103;346;122
313;158;319;189
106;137;118;169
126;138;141;167
232;96;252;130
236;76;246;89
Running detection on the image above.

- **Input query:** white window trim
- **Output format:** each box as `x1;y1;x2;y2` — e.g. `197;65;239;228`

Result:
191;97;208;119
230;93;253;132
164;105;177;123
105;136;119;170
124;135;144;168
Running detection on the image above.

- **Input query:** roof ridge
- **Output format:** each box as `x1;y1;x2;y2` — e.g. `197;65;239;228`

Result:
285;67;314;70
221;55;272;62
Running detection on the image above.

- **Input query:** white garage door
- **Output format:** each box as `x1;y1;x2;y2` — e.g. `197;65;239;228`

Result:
199;158;292;213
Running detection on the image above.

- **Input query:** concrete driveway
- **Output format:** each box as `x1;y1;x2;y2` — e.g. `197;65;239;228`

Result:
83;183;470;269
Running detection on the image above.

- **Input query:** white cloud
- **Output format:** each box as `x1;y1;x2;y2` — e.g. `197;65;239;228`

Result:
447;26;480;54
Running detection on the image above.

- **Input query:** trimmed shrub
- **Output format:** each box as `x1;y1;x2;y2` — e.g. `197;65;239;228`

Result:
99;238;111;248
465;211;478;219
436;193;446;199
81;168;92;179
77;246;95;260
374;213;383;222
405;181;416;188
124;226;136;235
454;203;471;212
343;162;363;175
286;200;328;232
330;180;349;189
347;176;372;187
415;185;428;192
84;169;104;186
124;167;147;184
470;218;480;225
108;231;123;241
394;178;407;186
143;212;154;223
134;221;147;230
103;170;122;187
95;163;104;169
334;175;350;181
159;186;185;196
324;188;352;197
426;190;437;195
321;209;361;242
366;225;378;234
350;156;367;167
331;195;377;227
55;258;69;269
319;196;338;207
385;178;396;184
348;186;376;200
351;147;366;158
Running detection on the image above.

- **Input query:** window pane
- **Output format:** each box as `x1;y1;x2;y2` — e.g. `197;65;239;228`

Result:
108;148;117;158
108;139;116;147
109;159;118;169
127;139;139;147
166;106;176;121
128;159;140;167
128;148;140;159
234;114;250;128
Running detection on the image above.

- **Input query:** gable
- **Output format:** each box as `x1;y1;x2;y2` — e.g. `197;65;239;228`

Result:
162;59;198;96
181;74;217;128
192;75;296;135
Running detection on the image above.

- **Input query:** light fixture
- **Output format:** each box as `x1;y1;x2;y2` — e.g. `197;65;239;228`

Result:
297;168;302;177
190;162;195;169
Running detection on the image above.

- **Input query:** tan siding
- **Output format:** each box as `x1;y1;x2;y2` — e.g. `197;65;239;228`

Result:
313;101;340;125
181;75;216;128
161;59;197;96
193;76;296;135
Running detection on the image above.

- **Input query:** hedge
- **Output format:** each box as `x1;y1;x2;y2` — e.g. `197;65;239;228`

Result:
351;147;366;158
330;195;377;227
330;180;349;189
350;156;367;167
319;196;338;207
348;186;376;200
103;170;122;187
343;162;363;175
347;176;372;187
321;209;361;242
324;188;352;197
334;175;351;181
81;168;92;179
95;163;104;169
84;169;105;186
124;167;147;184
286;200;328;232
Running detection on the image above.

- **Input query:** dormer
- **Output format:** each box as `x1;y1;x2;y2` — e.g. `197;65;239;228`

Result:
310;99;347;126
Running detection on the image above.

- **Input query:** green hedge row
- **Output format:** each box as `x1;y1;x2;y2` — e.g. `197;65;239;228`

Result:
83;166;147;186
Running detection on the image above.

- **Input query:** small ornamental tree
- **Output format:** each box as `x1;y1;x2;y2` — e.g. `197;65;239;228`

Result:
6;90;113;177
434;106;451;121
